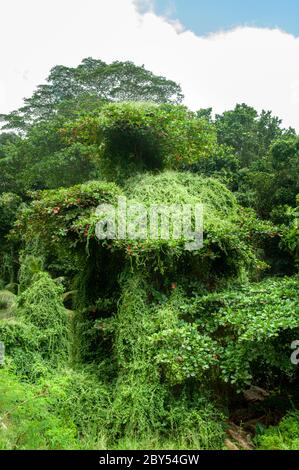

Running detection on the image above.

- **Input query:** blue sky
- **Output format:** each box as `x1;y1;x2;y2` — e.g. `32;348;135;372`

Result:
154;0;299;36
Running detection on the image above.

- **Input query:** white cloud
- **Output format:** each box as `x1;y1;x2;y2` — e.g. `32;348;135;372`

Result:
1;0;299;130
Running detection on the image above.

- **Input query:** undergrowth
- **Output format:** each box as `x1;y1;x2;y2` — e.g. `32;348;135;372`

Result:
256;412;299;450
0;169;298;450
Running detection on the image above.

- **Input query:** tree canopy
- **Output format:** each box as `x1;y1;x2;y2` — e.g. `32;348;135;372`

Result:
0;58;184;131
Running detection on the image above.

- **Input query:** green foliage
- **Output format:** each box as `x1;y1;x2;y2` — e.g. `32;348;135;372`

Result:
162;392;225;450
13;181;121;267
1;58;183;131
236;136;299;219
0;269;226;450
0;133;20;159
106;271;225;448
0;57;298;450
0;290;17;319
25;142;100;190
0;192;22;287
0;363;225;450
108;272;166;440
120;171;273;282
0;193;22;233
0;117;101;195
282;196;299;267
40;368;111;447
0;272;69;380
0;369;79;450
63;102;218;180
0;318;47;381
17;272;69;360
189;275;299;388
0;318;37;351
215;104;288;168
18;254;44;293
188;145;240;190
150;302;219;385
125;170;237;216
16;171;275;291
110;274;298;392
256;412;299;450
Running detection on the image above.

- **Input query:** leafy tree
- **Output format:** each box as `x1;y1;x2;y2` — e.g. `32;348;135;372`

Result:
270;137;299;207
0;116;101;195
0;103;218;193
196;107;213;123
188;145;240;190
282;195;299;268
0;193;22;237
0;133;20;159
238;136;299;219
215;103;291;167
0;58;184;131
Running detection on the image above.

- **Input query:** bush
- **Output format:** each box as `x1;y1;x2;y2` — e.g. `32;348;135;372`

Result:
256;412;299;450
62;103;218;180
0;369;79;450
0;272;69;380
17;272;69;362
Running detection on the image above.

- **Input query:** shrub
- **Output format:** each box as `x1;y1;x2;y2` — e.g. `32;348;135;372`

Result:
62;102;218;180
0;369;79;450
256;412;299;450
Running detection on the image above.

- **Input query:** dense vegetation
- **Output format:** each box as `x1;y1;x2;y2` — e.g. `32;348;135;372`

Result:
0;58;298;450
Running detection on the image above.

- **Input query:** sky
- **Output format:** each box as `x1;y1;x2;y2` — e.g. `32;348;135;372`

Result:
1;0;299;130
153;0;299;37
